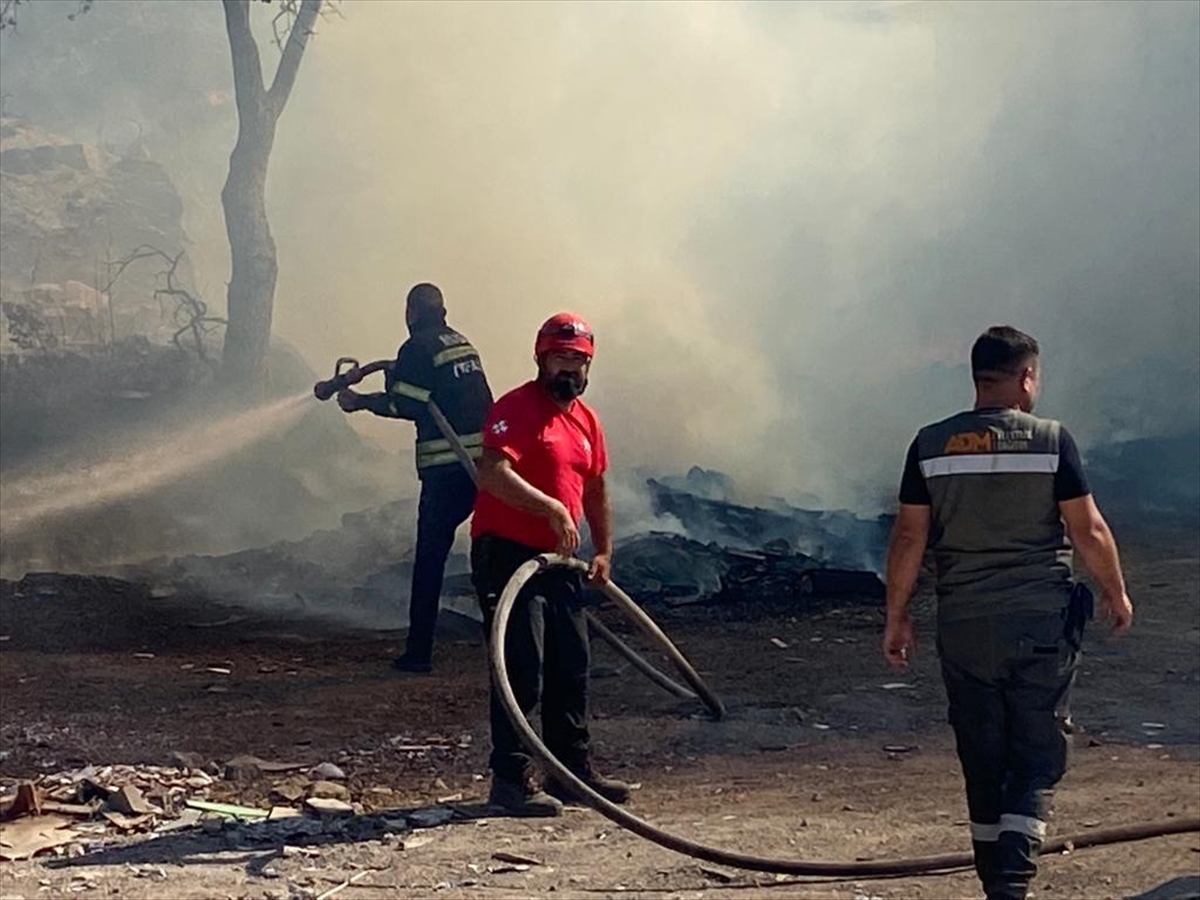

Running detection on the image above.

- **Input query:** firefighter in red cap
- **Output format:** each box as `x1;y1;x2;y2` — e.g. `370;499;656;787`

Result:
470;312;632;817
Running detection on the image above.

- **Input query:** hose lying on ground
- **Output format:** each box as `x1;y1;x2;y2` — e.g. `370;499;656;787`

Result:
582;610;698;702
490;553;1200;878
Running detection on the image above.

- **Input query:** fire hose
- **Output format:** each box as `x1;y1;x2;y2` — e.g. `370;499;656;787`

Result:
313;357;718;714
493;554;1200;877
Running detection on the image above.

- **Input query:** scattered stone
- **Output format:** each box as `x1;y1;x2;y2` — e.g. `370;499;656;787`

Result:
492;851;543;866
281;845;320;858
306;782;350;803
225;756;306;782
101;811;153;831
270;778;308;805
155;809;202;833
308;763;346;782
106;786;160;817
303;798;353;817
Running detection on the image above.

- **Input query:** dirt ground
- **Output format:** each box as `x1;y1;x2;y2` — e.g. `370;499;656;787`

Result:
1;523;1197;900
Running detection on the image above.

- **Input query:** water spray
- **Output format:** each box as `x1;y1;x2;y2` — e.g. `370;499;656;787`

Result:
0;392;311;538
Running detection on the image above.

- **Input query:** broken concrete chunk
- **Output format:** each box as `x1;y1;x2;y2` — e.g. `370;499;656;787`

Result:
269;777;308;805
224;755;306;781
305;781;350;802
154;808;202;833
167;751;210;771
399;834;434;851
106;785;161;817
303;797;353;817
308;762;346;781
101;811;154;831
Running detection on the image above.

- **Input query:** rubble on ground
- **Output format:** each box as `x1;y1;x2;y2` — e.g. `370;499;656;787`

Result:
0;732;484;861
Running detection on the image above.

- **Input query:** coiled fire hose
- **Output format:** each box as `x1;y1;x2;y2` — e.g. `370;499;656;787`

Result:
426;402;721;714
491;553;1200;878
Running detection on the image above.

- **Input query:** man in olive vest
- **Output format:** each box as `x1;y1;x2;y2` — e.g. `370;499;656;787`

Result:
882;326;1134;900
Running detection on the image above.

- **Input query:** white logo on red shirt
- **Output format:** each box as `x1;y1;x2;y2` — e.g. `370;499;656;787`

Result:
492;420;508;435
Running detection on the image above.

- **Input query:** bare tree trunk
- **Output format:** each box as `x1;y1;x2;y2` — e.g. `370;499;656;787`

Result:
219;0;320;389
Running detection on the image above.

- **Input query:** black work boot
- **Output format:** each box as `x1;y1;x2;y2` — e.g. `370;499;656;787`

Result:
392;652;432;674
989;831;1039;900
972;840;1000;898
487;775;563;818
544;762;631;805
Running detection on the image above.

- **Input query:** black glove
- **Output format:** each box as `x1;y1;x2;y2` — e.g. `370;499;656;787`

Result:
336;389;362;412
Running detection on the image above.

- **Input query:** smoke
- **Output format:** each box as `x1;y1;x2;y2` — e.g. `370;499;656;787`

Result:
2;0;1197;512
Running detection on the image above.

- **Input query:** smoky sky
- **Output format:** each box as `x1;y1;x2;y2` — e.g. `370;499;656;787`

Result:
2;0;1197;511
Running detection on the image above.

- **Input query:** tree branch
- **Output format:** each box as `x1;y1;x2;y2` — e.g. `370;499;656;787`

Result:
105;245;226;374
266;0;321;117
222;0;266;115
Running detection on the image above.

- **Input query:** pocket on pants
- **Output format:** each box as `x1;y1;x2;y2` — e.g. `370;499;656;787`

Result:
1016;618;1079;681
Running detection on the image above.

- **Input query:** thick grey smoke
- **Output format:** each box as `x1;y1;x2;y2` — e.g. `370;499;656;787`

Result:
2;0;1196;512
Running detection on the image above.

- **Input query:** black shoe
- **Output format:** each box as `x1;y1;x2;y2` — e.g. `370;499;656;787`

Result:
487;775;563;818
392;653;432;674
544;763;631;805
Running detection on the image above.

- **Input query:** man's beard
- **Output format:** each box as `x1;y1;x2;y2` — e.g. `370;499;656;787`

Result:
546;370;586;402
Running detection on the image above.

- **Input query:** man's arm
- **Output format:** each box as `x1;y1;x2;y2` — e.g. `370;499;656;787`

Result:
339;344;431;420
1059;494;1133;635
883;503;931;671
582;474;613;584
476;448;579;555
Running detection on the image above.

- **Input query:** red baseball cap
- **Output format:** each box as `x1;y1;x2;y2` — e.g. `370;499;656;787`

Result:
535;312;594;358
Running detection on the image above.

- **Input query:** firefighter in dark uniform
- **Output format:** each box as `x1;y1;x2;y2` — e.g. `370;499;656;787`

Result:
337;283;493;673
882;326;1134;900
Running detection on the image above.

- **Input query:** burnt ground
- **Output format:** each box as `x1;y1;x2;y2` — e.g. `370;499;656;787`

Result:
0;524;1197;900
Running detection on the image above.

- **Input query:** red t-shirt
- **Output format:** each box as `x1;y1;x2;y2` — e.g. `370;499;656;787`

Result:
471;380;608;550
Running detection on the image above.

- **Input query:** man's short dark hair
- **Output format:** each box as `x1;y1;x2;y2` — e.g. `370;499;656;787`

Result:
406;282;444;315
971;326;1039;382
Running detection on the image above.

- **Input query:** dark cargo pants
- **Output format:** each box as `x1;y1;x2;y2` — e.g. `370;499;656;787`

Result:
938;600;1084;900
406;465;477;663
471;534;591;783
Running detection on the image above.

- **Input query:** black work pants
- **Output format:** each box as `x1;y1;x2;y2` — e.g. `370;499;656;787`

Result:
938;606;1082;900
406;465;477;662
472;534;590;783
